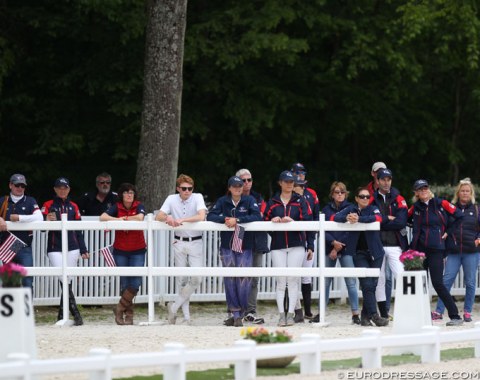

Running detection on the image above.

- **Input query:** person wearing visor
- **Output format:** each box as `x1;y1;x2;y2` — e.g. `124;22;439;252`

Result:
408;179;464;326
156;174;207;325
0;174;43;289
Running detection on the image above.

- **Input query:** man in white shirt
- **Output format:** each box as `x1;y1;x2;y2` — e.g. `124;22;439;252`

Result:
156;174;207;324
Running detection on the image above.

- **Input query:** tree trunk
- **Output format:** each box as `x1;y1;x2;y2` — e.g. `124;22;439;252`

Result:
136;0;187;212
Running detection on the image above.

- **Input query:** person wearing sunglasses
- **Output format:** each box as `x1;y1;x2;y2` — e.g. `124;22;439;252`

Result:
0;174;43;289
156;174;207;325
408;179;464;326
207;175;262;327
77;172;118;216
264;170;314;327
314;181;361;325
371;168;408;320
334;187;389;327
235;168;268;325
42;177;90;326
101;183;146;325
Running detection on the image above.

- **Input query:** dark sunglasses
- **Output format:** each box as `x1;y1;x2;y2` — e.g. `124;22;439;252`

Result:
180;186;193;191
98;181;111;185
334;191;346;195
357;194;371;200
242;178;253;183
13;184;26;188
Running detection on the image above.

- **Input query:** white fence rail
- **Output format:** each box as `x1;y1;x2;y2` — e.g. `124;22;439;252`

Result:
1;323;480;380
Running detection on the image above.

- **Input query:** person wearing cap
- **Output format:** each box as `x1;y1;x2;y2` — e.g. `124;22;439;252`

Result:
156;174;207;325
235;168;268;325
408;179;464;326
101;183;146;325
317;181;360;325
77;172;118;216
433;178;480;323
41;177;89;326
334;186;389;327
371;168;408;319
0;174;43;288
367;162;387;197
264;170;314;327
207;175;262;327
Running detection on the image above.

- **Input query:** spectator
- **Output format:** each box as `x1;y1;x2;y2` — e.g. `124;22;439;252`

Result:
367;162;386;197
264;170;314;327
77;172;118;216
100;183;146;325
320;181;360;325
433;178;480;323
207;176;262;327
408;179;464;326
0;174;43;289
371;169;408;319
291;163;320;322
156;174;207;325
235;168;268;325
42;177;89;326
334;187;389;327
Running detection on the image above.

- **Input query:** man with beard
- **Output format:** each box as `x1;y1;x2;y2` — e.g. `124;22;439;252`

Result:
77;172;118;216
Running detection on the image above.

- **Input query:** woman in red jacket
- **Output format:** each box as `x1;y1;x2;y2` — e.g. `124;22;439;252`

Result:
100;183;146;325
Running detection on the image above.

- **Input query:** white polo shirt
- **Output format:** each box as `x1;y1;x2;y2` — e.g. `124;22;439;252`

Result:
160;193;207;238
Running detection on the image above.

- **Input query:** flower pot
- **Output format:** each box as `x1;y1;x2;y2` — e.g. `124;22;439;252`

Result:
257;355;295;369
0;287;36;362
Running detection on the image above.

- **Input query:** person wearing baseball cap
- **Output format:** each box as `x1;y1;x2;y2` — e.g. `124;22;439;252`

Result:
41;177;89;326
263;170;314;327
367;162;387;197
207;176;262;327
408;179;464;326
0;174;43;289
371;168;408;320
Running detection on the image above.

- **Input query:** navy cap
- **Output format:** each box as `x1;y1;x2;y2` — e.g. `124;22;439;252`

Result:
294;175;307;186
377;168;393;180
10;174;27;185
291;162;306;173
413;179;429;190
228;176;243;187
279;170;295;181
54;177;70;188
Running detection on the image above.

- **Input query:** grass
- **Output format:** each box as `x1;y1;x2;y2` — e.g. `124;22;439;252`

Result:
118;347;474;379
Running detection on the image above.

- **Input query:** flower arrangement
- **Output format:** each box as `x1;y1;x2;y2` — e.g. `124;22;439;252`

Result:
241;327;292;344
399;250;426;271
0;263;27;287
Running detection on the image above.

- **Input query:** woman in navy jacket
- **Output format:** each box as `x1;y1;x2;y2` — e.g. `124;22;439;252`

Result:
334;186;388;327
264;170;313;327
432;178;479;322
408;179;464;326
207;176;262;327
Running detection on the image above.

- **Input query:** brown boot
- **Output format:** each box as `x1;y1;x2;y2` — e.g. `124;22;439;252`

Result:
123;288;138;325
113;288;132;325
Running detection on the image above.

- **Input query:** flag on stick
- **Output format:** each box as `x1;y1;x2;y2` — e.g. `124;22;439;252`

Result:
100;245;116;267
0;232;27;263
231;224;245;253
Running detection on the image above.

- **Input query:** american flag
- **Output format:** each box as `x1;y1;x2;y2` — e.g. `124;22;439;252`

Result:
231;224;245;253
0;232;26;263
100;245;116;267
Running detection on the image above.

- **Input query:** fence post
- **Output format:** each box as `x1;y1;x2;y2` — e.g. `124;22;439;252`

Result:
420;326;440;363
361;330;381;369
234;339;256;380
146;213;155;323
474;322;480;358
88;348;112;380
299;334;321;374
7;353;30;380
163;343;186;380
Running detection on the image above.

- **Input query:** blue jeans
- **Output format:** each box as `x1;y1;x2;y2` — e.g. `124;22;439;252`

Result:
12;246;33;289
353;251;383;317
113;248;146;293
436;252;479;314
220;248;253;318
325;254;359;313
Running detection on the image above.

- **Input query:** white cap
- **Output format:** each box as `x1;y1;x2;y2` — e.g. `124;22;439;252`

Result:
371;162;387;172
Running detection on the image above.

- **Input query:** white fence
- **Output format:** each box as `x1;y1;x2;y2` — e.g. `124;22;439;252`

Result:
1;323;480;380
